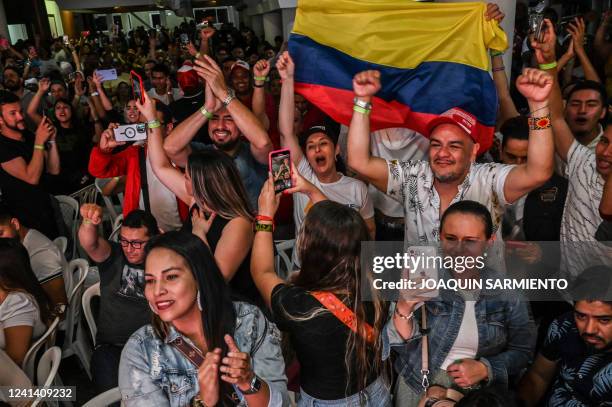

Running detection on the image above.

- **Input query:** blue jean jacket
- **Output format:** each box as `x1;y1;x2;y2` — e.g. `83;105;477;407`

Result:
383;287;536;393
119;301;290;406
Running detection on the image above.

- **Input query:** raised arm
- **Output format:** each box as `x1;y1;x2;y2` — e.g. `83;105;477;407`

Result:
276;52;303;165
492;53;519;128
252;60;271;130
92;72;114;112
135;91;191;205
45;124;60;175
503;69;554;203
594;11;612;62
194;56;272;165
346;70;389;193
199;27;215;57
26;77;49;126
0;118;53;185
86;75;107;120
164;81;221;167
568;17;601;83
78;203;111;263
534;19;575;162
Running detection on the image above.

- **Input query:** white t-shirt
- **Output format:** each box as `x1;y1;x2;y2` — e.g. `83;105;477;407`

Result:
338;126;429;217
293;157;374;230
441;299;478;370
0;292;46;349
22;229;66;284
147;88;183;106
560;141;612;275
139;154;182;232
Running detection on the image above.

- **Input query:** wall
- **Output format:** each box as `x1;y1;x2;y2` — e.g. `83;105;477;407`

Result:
45;0;64;37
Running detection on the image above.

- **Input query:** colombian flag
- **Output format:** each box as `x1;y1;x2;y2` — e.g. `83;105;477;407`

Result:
289;0;508;153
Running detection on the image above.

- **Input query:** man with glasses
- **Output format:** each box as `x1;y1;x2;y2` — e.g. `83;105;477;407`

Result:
78;205;160;399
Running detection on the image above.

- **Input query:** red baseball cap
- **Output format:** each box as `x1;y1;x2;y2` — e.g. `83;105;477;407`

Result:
426;107;478;143
177;61;200;93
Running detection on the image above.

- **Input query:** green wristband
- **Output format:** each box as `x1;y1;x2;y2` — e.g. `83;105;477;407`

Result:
490;50;504;57
538;61;557;70
34;144;45;151
353;105;371;115
147;120;161;129
200;106;214;119
253;76;267;82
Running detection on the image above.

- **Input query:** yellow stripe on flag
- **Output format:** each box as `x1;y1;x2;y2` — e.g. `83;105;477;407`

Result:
293;0;507;71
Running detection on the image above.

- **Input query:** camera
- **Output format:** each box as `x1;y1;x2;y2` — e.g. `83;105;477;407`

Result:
528;1;547;43
113;123;148;142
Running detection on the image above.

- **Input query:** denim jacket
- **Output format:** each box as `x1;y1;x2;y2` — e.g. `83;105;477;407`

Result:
119;301;290;406
383;281;536;393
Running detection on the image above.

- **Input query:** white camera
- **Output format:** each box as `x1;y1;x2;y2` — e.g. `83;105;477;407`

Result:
113;123;147;142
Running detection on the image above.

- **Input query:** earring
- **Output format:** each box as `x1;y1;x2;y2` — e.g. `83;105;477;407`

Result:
148;302;158;315
196;290;203;311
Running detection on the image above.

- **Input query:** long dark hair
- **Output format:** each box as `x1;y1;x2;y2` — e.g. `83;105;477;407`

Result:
188;150;254;219
0;238;51;323
293;201;389;395
145;231;237;406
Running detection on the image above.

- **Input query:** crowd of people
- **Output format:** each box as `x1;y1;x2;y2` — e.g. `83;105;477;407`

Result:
0;2;611;407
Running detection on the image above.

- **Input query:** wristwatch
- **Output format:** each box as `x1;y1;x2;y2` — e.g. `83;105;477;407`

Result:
240;374;262;395
222;88;235;107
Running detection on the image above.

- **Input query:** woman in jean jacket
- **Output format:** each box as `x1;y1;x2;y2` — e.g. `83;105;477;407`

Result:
119;232;289;407
386;201;536;406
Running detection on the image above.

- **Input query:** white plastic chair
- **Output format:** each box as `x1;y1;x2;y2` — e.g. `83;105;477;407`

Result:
53;236;68;256
55;195;79;259
22;316;60;382
82;387;122;407
31;346;62;407
62;258;92;378
109;214;123;242
69;183;98;206
82;282;100;347
274;239;295;279
94;178;123;224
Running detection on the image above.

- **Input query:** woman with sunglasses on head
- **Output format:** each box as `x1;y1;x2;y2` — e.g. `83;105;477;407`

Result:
251;175;392;406
136;90;261;305
119;231;289;407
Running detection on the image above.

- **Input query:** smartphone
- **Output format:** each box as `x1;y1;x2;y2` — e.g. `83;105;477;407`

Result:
130;70;145;104
113;123;148;142
63;35;70;46
95;68;117;82
180;33;189;45
196;20;209;31
269;149;293;193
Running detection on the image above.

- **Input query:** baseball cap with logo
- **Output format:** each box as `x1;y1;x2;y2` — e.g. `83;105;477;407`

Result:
230;60;250;74
176;61;200;94
426;107;478;142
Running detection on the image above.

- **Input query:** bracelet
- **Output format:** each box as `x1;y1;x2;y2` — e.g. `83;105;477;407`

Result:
254;221;274;233
113;176;120;181
492;66;505;72
528;114;552;130
46;140;56;144
34;144;45;151
195;52;201;59
253;83;265;88
253;76;267;82
490;50;504;57
255;215;274;222
395;307;414;321
538;61;557;70
353;97;372;110
200;106;213;119
147;120;161;129
529;104;549;116
353;105;371;115
90;91;99;96
82;219;93;225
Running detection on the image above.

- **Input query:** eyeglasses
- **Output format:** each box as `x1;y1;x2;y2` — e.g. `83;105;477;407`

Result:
119;238;148;249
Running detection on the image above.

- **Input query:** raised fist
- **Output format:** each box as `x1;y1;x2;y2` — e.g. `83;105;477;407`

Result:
352;70;381;99
80;203;103;226
516;68;553;103
254;60;271;79
275;51;294;80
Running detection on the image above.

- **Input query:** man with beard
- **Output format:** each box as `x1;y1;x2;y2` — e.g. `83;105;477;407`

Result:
3;67;36;131
347;68;555;246
0;90;60;239
163;56;272;210
518;273;612;406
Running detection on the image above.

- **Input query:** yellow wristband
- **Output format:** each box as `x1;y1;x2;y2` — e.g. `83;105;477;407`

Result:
34;144;45;151
353;105;371;115
200;106;213;119
538;61;557;70
147;120;161;129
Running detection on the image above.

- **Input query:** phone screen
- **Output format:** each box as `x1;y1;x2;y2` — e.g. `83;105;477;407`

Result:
180;33;189;45
130;71;144;104
270;150;292;193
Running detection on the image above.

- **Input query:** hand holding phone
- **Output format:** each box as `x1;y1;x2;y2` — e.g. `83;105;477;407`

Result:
269;149;293;193
130;70;145;104
95;68;118;82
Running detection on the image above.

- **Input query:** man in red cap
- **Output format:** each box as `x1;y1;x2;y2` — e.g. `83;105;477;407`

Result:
347;67;555;245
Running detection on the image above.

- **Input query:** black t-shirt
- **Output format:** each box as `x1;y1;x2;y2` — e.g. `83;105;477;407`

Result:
541;312;612;406
0;132;58;239
270;284;379;400
169;92;212;145
96;242;151;346
48;123;93;194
